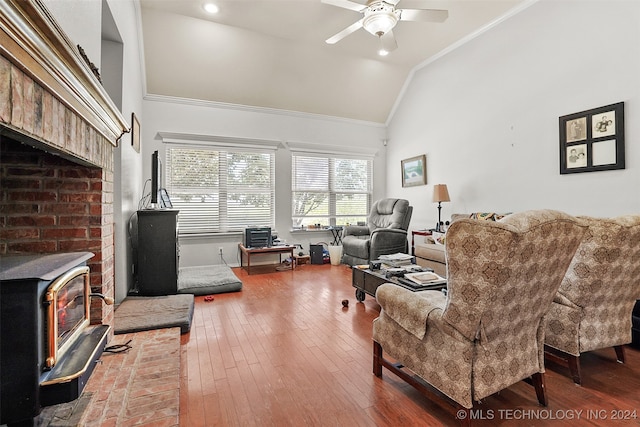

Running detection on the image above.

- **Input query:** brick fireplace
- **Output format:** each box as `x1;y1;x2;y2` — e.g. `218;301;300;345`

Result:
0;139;114;325
0;0;128;328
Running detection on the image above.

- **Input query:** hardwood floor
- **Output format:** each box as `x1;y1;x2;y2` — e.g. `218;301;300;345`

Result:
179;264;640;426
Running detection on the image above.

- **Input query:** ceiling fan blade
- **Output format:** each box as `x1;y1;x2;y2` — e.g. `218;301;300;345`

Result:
326;19;364;44
399;8;448;22
380;30;397;53
321;0;367;13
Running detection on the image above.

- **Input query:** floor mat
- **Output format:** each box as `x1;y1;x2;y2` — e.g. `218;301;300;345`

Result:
178;264;243;296
114;294;194;334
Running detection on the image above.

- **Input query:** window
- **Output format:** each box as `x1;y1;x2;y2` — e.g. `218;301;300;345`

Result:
165;145;275;235
292;154;372;228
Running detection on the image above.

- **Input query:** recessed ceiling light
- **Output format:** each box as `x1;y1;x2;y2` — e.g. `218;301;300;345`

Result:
203;3;219;14
378;49;389;57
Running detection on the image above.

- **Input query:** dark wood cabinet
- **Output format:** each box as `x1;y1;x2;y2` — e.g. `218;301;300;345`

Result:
135;209;179;295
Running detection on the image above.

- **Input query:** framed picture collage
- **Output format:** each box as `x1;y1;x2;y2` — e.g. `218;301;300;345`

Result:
559;102;625;174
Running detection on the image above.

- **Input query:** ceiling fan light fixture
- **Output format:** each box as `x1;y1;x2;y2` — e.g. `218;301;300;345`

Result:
362;3;399;36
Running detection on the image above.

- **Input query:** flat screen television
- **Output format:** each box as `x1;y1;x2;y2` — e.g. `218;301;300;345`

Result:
151;150;162;205
245;227;272;248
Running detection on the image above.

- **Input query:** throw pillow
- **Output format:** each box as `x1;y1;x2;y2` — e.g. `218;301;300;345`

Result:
469;212;512;221
432;231;446;245
470;212;498;221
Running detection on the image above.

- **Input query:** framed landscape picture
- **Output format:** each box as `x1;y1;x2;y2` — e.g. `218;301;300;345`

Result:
559;102;624;174
401;154;427;187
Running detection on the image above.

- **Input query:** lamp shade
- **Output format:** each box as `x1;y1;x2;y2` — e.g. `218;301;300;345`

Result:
432;184;450;203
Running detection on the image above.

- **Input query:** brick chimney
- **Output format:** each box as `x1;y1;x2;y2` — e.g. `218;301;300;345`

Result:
0;1;128;328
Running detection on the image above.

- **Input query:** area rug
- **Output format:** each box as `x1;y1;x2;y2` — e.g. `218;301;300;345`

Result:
114;294;194;334
177;264;243;296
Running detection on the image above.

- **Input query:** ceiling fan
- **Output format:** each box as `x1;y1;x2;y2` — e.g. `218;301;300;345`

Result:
322;0;448;54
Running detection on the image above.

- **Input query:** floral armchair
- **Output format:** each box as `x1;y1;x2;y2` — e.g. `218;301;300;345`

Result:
372;210;585;420
544;215;640;384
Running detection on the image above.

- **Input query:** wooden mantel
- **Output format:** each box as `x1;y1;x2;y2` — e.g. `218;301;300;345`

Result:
0;0;128;146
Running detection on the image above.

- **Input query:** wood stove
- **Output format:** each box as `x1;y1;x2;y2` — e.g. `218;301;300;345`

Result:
0;252;110;426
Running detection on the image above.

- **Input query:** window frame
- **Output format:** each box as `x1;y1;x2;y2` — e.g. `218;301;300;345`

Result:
160;134;279;236
291;151;373;228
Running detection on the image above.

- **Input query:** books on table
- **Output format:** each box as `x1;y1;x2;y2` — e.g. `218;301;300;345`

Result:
404;271;446;285
378;253;416;268
379;253;414;261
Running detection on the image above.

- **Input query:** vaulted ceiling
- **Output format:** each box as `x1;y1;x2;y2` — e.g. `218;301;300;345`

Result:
139;0;525;123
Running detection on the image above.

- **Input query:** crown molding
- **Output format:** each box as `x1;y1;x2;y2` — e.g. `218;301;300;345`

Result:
144;93;386;129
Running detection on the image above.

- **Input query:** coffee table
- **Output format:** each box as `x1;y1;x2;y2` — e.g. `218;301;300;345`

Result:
352;267;446;302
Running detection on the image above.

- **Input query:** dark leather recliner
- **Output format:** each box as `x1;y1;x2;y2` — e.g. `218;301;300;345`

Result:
341;198;412;266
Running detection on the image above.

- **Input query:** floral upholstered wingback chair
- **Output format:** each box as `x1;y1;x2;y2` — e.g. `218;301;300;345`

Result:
372;210;586;421
545;215;640;384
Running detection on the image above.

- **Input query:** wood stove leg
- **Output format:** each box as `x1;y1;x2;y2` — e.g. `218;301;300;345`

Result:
373;340;383;377
614;345;625;363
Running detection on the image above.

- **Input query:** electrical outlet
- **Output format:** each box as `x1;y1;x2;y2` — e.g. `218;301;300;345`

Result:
218;247;223;255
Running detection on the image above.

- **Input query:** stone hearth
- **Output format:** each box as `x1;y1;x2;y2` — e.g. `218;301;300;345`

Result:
34;328;181;427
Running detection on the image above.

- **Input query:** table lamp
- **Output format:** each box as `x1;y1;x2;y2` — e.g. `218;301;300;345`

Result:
432;184;450;232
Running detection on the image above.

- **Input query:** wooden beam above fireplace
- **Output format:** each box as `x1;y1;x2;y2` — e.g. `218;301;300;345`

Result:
0;0;128;146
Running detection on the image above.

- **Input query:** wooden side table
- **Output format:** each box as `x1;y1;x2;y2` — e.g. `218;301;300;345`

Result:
238;244;295;274
411;229;432;256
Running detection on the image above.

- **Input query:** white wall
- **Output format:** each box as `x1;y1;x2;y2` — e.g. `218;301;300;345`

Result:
142;97;387;267
45;0;102;67
387;0;640;232
45;0;146;303
106;0;145;303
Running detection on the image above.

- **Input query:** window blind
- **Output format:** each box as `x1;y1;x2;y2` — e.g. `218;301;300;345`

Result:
291;153;372;227
166;145;275;234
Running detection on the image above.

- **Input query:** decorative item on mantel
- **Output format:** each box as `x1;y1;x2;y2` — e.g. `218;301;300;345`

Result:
77;44;102;83
432;184;450;232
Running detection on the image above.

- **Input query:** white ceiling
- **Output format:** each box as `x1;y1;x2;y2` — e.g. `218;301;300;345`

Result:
139;0;526;123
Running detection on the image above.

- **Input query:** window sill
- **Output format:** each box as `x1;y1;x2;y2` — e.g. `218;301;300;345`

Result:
178;231;244;240
290;227;343;233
